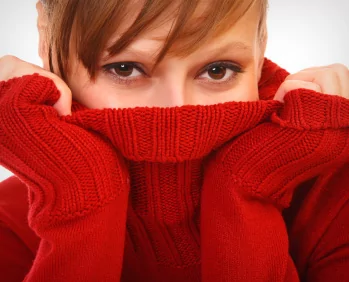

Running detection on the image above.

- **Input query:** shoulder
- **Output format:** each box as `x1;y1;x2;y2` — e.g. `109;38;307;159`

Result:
0;176;40;254
285;164;349;281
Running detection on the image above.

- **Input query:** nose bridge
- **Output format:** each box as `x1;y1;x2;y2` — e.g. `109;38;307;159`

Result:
156;68;187;107
158;79;185;107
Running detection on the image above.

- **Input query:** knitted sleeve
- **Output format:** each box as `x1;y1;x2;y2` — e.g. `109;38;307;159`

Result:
284;163;349;282
201;89;349;281
304;193;349;282
0;74;130;281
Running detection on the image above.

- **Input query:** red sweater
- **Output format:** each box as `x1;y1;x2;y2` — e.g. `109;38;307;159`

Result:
1;59;349;282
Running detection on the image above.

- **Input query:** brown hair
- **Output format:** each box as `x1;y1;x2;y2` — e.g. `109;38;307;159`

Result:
41;0;268;81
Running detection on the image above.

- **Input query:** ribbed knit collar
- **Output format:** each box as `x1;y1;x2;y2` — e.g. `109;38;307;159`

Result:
71;58;286;162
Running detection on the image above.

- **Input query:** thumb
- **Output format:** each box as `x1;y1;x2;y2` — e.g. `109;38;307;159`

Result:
22;73;72;116
274;79;322;102
43;73;72;116
0;56;72;116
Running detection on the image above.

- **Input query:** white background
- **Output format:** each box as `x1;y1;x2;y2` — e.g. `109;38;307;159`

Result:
1;0;348;181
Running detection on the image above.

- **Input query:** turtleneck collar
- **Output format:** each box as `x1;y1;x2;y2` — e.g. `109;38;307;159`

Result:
69;58;287;162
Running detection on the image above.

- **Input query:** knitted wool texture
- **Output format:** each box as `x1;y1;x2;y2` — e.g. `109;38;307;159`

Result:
0;58;348;281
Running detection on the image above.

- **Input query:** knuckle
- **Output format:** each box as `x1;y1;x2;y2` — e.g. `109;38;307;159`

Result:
0;55;21;78
329;63;348;73
327;68;338;79
0;55;19;65
316;68;338;82
280;79;294;90
284;74;297;83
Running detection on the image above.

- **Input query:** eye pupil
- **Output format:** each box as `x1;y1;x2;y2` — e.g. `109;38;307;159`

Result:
115;64;134;77
208;66;226;80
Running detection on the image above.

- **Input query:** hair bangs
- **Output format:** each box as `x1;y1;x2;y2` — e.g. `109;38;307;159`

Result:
42;0;267;81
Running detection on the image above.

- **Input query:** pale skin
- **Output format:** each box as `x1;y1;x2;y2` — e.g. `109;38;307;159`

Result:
0;1;348;116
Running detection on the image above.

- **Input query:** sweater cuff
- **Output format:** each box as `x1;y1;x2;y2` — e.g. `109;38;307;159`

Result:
271;89;349;130
0;74;60;107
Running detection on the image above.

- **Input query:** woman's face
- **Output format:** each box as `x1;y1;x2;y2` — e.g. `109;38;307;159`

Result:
40;3;265;109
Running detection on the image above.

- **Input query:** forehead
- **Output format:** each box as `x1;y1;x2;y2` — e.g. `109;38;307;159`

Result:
105;0;262;58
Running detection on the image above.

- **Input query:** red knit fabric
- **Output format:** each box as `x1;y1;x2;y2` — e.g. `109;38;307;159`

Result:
0;58;349;281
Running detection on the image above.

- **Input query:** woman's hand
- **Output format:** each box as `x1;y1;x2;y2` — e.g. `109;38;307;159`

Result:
201;65;349;281
0;55;72;115
274;63;349;102
0;54;130;221
0;56;130;280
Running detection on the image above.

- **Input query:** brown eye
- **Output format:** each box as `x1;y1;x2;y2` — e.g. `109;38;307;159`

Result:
208;66;227;80
197;62;243;83
114;63;134;77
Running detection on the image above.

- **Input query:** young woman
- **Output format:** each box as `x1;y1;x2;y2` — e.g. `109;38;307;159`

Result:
0;0;349;281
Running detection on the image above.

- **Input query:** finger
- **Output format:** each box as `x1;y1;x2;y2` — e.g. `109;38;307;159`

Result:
286;68;341;96
49;76;72;116
5;56;73;116
298;64;349;98
28;67;73;116
18;72;72;116
274;79;322;102
328;64;349;99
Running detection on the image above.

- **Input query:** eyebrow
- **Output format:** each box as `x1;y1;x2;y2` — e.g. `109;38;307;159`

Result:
103;40;254;65
203;41;254;57
147;38;253;55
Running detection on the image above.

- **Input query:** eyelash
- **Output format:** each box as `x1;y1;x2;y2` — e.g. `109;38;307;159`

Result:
102;61;244;86
197;61;244;84
102;62;146;85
